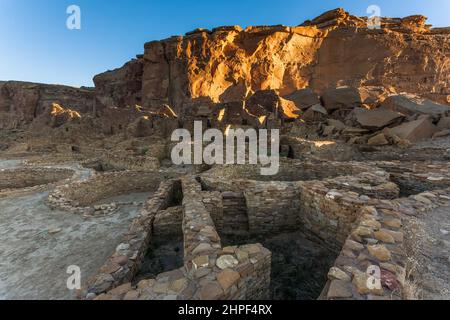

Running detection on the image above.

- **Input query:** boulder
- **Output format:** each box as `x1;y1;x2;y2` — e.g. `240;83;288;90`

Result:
283;88;320;110
433;130;450;139
390;118;438;142
358;86;390;107
437;117;450;130
246;90;300;119
381;94;450;117
302;104;328;122
354;108;404;130
246;90;279;114
322;125;336;136
278;97;301;119
321;87;362;112
368;133;389;146
327;119;346;131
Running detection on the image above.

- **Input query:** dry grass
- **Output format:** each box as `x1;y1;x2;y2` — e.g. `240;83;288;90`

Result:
403;257;422;300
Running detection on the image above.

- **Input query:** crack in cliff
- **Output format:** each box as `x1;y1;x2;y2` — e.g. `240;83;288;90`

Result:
161;41;174;108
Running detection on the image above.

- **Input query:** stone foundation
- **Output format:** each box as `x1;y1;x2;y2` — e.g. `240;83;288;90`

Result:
70;160;450;300
82;177;271;300
47;170;161;216
0;167;74;190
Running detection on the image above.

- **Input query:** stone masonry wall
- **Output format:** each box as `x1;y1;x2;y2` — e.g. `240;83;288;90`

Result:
82;176;271;300
83;180;176;297
244;182;301;234
0;167;74;190
297;180;367;247
48;171;162;212
320;188;450;300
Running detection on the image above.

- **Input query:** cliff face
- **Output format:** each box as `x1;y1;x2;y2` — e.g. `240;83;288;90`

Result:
94;8;449;114
0;81;94;129
1;8;448;132
93;58;143;110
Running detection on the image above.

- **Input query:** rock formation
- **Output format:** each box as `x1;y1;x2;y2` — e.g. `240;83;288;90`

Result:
94;8;449;116
0;81;94;129
0;8;448;146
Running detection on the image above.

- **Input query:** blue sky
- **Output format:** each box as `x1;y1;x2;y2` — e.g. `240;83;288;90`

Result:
0;0;449;87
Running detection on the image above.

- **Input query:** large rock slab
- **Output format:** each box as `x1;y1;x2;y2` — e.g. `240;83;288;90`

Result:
437;117;450;130
390;117;438;142
381;94;450;116
246;90;300;119
283;88;320;110
321;87;362;112
355;108;404;130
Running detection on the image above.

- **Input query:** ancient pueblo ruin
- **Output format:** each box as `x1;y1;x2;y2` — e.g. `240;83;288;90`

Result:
0;8;449;301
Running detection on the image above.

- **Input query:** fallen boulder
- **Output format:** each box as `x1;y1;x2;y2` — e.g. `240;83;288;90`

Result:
389;117;438;142
327;119;346;131
358;86;390;107
302;104;327;122
278;97;301;119
368;133;389;146
321;87;362;112
354;108;404;131
284;88;320;110
381;94;450;117
437;117;450;130
246;90;300;119
433;130;450;139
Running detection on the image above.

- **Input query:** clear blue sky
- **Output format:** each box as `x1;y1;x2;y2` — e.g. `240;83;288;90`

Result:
1;0;449;87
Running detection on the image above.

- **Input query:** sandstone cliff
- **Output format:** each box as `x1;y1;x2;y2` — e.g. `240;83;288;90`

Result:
0;81;94;129
1;8;449;135
93;8;449;115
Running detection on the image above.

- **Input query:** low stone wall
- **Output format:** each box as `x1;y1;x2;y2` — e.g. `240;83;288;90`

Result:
83;180;177;296
297;180;367;247
222;192;249;233
0;167;74;190
153;206;183;236
200;162;396;239
374;161;450;196
322;171;400;200
83;176;271;300
101;154;161;171
202;159;374;183
321;187;450;300
201;191;224;231
320;201;406;300
47;170;162;216
245;182;301;234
